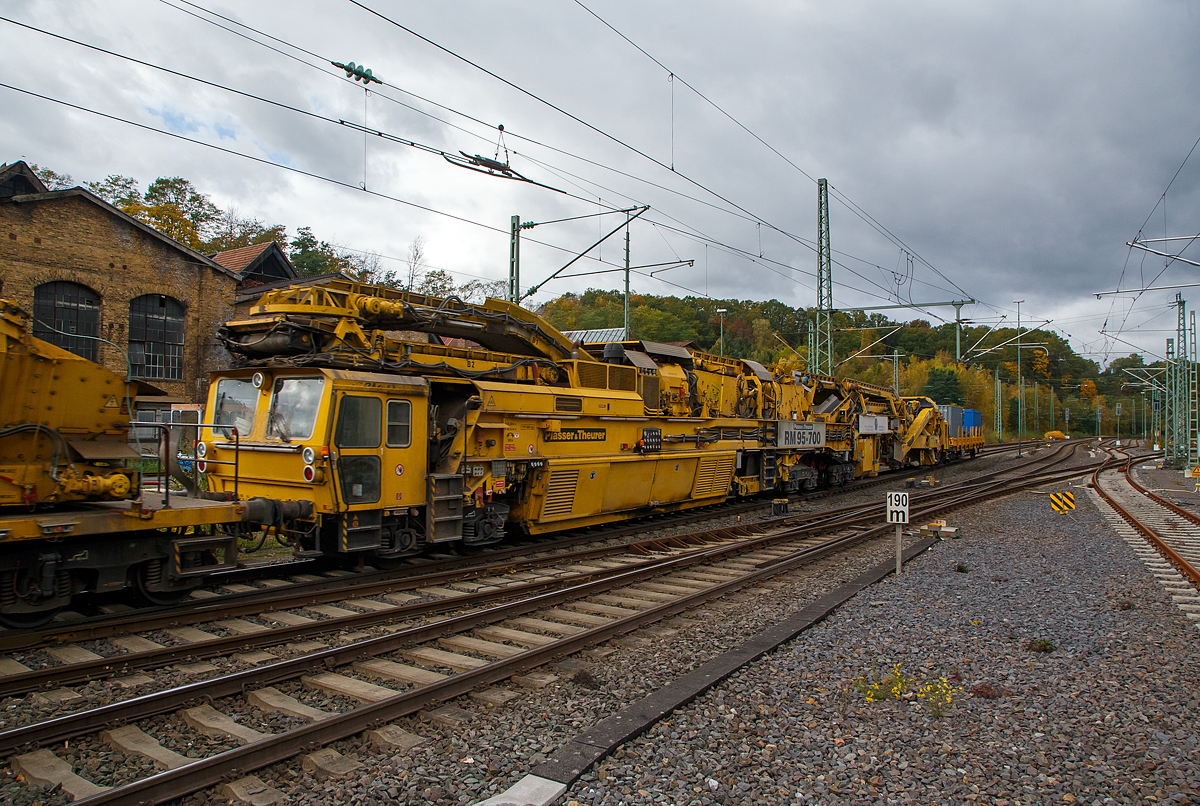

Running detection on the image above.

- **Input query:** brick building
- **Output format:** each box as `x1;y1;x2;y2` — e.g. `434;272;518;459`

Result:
0;160;292;413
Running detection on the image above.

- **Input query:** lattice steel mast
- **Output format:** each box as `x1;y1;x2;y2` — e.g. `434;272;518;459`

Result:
815;178;833;375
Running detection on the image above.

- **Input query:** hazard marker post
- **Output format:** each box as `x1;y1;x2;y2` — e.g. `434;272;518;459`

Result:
1049;491;1075;513
886;491;909;575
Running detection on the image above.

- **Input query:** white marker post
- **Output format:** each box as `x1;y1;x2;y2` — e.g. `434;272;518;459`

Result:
886;491;909;575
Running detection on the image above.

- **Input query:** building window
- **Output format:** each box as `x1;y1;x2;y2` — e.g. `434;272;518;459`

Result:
129;295;185;380
33;281;101;361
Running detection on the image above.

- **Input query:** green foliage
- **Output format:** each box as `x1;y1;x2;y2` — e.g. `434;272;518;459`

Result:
417;269;456;297
86;174;142;208
84;173;221;250
289;226;349;276
1028;637;1056;653
632;306;698;343
923;367;964;405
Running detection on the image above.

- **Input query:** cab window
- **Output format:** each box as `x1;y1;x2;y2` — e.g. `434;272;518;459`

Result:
267;377;325;441
212;378;257;438
386;400;411;447
336;396;381;448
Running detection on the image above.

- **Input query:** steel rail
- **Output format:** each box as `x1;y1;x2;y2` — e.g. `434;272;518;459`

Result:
0;462;942;644
0;526;841;756
1091;457;1200;588
62;524;880;806
61;453;1105;806
0;457;989;652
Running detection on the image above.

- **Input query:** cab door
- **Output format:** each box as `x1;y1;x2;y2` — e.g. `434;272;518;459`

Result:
379;396;426;508
332;393;384;551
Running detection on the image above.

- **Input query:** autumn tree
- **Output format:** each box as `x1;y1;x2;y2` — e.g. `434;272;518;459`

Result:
203;208;286;253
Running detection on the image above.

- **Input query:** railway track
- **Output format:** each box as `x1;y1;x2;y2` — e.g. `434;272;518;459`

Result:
1089;452;1200;623
0;456;968;643
0;443;1079;667
0;442;1100;806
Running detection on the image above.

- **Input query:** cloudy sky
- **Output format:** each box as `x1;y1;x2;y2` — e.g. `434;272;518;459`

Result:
3;0;1199;366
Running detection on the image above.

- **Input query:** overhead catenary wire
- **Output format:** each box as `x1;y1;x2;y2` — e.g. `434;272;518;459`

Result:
144;0;977;310
341;0;913;289
11;3;1000;324
570;0;973;301
10;7;905;306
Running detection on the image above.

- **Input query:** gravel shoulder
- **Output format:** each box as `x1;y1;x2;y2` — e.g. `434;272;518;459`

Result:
563;473;1200;806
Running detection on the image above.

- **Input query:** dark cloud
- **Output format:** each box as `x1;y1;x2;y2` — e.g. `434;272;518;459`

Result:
3;0;1199;364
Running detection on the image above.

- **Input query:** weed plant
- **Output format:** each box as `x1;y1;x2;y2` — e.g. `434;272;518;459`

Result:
850;662;960;717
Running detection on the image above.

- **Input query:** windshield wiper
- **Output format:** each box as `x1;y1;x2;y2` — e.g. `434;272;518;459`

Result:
267;405;290;443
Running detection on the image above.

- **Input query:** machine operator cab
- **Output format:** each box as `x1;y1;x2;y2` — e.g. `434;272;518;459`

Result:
200;368;431;559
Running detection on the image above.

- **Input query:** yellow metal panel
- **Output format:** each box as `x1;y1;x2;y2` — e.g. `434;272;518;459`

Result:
649;456;699;504
601;459;655;511
573;463;609;517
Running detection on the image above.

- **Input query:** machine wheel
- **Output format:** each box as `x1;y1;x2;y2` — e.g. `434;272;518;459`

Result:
0;607;61;629
132;560;191;606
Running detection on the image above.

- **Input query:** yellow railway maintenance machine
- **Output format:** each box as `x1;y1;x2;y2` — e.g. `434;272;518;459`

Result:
203;280;976;565
0;300;310;625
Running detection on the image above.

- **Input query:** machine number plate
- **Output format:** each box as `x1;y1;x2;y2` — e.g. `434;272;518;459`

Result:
777;421;826;448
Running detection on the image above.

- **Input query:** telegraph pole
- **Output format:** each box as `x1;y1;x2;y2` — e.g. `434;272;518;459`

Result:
1014;300;1024;456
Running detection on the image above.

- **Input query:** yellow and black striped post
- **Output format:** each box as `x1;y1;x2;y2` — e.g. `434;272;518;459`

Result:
1050;491;1075;513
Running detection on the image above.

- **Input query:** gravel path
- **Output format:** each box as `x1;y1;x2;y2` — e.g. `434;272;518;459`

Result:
563;477;1200;806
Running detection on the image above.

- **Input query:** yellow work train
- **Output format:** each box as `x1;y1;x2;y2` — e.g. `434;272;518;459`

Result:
200;281;983;561
0;299;310;625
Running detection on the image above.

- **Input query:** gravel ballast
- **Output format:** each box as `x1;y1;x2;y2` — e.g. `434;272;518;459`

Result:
561;478;1200;805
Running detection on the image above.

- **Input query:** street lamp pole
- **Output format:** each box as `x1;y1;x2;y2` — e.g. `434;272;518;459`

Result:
1014;300;1024;457
718;308;727;357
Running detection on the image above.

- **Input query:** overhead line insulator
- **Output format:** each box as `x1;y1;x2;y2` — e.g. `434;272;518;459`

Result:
332;60;382;85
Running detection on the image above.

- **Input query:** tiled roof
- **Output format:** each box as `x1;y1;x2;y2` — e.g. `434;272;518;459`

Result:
210;242;274;275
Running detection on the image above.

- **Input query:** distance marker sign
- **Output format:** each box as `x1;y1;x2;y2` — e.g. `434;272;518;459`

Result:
886;491;909;524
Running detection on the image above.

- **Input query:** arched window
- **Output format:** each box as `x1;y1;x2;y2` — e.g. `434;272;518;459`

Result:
129;295;185;380
33;281;101;361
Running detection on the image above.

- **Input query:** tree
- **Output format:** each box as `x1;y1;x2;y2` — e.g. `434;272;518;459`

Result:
344;250;399;287
405;236;427;291
83;174;220;249
456;279;507;304
289;227;349;276
29;164;73;190
85;174;141;208
418;269;456;297
202;208;286;253
924;367;964;405
631;307;698;343
139;177;221;248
